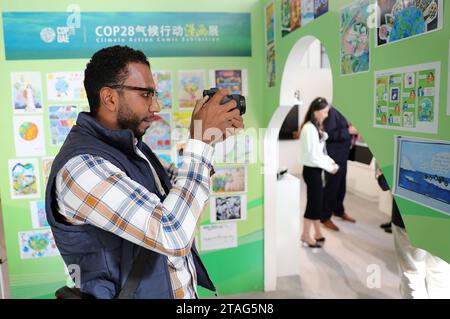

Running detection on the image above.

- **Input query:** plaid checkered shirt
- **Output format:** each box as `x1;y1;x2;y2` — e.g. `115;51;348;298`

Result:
55;138;214;299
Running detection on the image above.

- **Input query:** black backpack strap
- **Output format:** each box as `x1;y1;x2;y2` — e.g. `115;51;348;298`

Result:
116;247;148;299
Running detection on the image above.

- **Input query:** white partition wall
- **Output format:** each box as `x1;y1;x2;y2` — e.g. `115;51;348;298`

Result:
264;105;298;291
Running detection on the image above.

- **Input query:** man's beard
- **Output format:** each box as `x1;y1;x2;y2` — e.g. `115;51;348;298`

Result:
117;101;147;139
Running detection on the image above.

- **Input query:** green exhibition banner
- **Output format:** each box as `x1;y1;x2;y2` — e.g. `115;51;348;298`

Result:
2;12;252;60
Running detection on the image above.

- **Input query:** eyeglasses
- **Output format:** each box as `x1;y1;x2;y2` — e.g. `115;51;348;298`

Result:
106;84;159;101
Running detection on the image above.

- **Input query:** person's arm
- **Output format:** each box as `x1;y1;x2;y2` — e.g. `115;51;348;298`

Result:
304;124;337;173
323;110;351;143
56;139;213;258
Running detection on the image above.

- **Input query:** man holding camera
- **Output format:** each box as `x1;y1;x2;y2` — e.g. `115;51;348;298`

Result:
45;45;244;299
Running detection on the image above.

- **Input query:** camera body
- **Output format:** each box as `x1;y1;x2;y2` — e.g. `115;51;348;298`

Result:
202;88;246;115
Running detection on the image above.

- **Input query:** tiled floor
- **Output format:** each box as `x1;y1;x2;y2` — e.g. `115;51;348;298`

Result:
224;181;401;299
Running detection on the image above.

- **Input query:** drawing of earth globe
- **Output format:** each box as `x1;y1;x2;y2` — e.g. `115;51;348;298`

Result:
40;27;56;43
389;7;425;42
19;122;39;141
28;234;50;252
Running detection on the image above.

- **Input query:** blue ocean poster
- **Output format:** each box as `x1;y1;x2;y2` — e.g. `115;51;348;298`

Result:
394;137;450;215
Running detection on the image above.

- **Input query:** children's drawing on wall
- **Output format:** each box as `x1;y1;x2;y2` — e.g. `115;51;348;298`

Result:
175;142;186;169
374;62;440;133
42;157;54;188
282;0;328;37
265;2;275;45
417;69;435;122
9;158;41;199
178;70;205;109
390;87;399;102
18;230;59;259
210;70;247;96
155;152;173;166
340;0;371;75
281;0;290;36
30;201;49;229
394;136;450;215
13;116;46;157
152;71;172;110
314;0;329;18
403;112;414;128
47;72;86;101
377;0;442;47
143;113;171;152
11;72;43;113
211;167;247;194
210;195;247;223
404;72;415;88
266;44;276;88
49;104;78;145
281;0;295;37
302;0;315;25
172;111;192;142
290;0;301;32
265;2;276;89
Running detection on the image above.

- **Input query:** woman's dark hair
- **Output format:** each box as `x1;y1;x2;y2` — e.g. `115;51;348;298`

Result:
84;45;150;116
300;97;329;140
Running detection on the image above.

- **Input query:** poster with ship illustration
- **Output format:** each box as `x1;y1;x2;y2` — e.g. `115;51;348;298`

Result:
394;136;450;215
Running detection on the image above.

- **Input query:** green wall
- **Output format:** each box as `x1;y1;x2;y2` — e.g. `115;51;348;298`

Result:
0;0;265;298
261;0;450;261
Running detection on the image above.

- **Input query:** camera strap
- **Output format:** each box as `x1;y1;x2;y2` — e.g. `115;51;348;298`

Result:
116;247;148;299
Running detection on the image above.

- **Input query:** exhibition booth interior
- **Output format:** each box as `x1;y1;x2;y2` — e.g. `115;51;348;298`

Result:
0;0;449;299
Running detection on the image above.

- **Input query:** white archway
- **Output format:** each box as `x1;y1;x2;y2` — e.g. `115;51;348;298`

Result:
264;36;333;291
279;35;333;109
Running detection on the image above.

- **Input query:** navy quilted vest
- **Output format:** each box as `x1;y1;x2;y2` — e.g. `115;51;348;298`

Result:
45;112;215;299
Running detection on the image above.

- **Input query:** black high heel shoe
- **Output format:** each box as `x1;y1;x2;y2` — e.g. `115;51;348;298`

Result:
315;237;326;243
301;237;322;248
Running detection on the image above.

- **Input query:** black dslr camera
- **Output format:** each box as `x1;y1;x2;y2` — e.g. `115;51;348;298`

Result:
203;88;246;115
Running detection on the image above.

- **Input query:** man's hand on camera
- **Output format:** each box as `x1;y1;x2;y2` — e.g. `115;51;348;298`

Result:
190;89;244;145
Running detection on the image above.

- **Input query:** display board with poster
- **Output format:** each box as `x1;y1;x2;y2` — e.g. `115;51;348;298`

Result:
376;0;443;47
374;62;440;133
281;0;328;37
265;2;276;88
393;136;450;216
340;0;371;76
209;69;248;96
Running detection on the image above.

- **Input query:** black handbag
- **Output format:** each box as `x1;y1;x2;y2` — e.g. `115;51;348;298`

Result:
55;247;148;299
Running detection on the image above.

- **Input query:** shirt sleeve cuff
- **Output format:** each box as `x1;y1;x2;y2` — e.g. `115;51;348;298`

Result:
184;138;215;166
324;162;336;173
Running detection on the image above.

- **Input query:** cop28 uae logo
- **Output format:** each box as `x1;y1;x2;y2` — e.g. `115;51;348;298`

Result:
40;4;81;44
40;27;56;43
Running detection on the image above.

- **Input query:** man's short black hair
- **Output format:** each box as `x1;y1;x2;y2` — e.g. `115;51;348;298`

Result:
84;45;150;116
